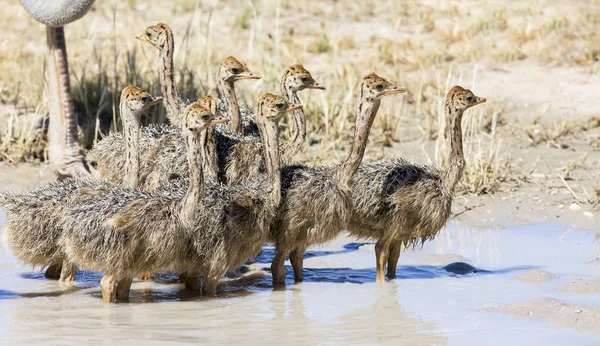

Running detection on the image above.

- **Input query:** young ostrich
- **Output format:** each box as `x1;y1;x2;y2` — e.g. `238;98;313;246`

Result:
0;86;162;282
223;64;325;184
88;27;260;188
270;73;406;286
215;56;262;134
89;63;323;188
61;95;295;302
348;86;486;282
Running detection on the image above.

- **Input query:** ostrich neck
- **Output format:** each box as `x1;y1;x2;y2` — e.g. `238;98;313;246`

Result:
159;31;182;127
217;78;241;133
281;85;305;160
257;117;281;208
338;99;380;185
120;103;140;189
181;129;208;220
442;107;465;192
202;127;219;181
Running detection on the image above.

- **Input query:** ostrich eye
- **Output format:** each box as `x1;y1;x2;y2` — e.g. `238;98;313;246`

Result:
466;96;475;103
141;96;149;102
231;68;242;74
275;103;285;110
375;84;385;91
201;114;211;121
301;77;310;84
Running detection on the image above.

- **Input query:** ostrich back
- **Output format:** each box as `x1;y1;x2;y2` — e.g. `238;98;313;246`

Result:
349;158;453;247
88;124;180;189
0;178;113;267
272;164;352;251
88;124;275;189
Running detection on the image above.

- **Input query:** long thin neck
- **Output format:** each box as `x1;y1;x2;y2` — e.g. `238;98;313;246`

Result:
281;82;306;160
257;117;281;208
159;30;182;127
338;99;380;184
201;126;219;181
120;103;140;189
217;77;241;133
181;129;208;220
442;106;466;192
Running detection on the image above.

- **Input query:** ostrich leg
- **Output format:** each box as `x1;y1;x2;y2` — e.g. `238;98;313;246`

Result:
46;26;98;179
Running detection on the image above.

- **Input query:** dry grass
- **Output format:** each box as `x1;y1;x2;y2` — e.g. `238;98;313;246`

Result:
0;0;599;196
525;113;600;147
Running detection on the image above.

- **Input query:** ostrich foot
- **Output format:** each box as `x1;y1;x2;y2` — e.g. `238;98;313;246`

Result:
55;147;99;179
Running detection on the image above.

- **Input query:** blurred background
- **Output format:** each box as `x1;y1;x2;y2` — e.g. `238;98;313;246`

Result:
0;0;599;198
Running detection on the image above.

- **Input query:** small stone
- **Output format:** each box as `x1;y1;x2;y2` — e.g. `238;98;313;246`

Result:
558;204;564;209
584;212;593;218
569;203;581;211
531;173;546;178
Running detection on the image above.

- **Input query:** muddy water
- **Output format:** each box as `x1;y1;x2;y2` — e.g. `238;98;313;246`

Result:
1;209;599;345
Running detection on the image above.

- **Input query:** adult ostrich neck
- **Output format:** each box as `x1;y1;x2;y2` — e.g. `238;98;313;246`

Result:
337;96;380;185
158;28;182;127
280;77;305;160
217;76;241;133
19;0;97;179
442;103;466;193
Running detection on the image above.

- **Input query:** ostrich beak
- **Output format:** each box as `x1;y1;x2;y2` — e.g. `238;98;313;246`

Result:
379;85;407;96
236;71;262;80
150;96;163;105
472;96;487;106
210;116;231;125
307;82;326;90
282;104;303;113
135;35;152;44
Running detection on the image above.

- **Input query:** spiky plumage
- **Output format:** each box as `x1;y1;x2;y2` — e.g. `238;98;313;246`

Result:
89;63;324;187
347;86;487;282
0;86;161;281
269;73;406;285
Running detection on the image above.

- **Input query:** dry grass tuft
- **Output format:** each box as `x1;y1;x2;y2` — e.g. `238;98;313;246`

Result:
525;114;600;147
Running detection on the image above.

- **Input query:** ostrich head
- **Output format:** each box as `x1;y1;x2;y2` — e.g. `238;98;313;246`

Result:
183;104;230;134
136;23;172;50
280;64;326;94
217;56;261;83
446;86;486;113
359;73;407;103
19;0;96;27
257;93;303;122
121;85;163;118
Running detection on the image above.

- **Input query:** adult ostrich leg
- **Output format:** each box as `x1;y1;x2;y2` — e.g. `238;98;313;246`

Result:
19;0;98;178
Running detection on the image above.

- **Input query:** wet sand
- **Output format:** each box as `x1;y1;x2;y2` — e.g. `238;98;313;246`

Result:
1;204;599;344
